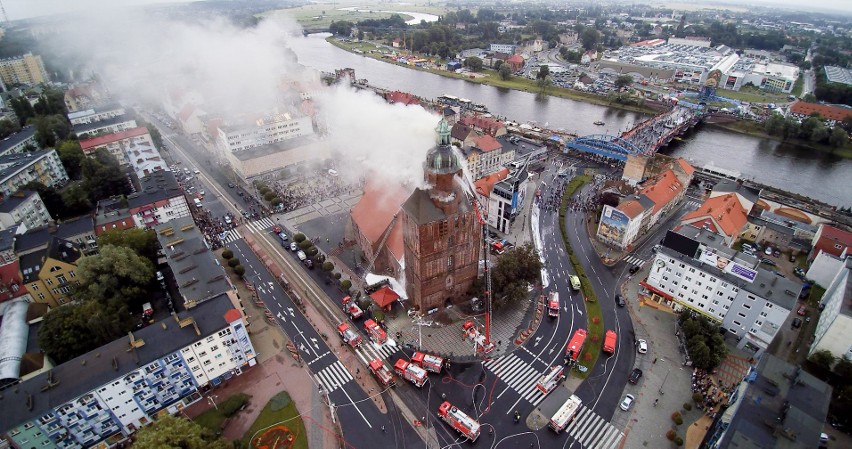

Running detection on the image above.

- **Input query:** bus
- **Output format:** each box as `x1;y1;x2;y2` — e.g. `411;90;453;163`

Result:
565;329;587;362
569;275;581;292
549;395;582;433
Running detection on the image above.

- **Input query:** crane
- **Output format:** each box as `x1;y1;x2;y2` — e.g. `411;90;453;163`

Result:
465;195;495;355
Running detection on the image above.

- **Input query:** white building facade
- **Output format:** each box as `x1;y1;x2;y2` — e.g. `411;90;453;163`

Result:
808;257;852;363
216;113;313;154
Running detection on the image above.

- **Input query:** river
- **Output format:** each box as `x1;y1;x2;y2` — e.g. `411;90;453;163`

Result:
290;34;851;207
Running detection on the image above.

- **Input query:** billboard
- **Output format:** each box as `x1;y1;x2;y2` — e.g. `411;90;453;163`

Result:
597;205;630;246
697;248;757;283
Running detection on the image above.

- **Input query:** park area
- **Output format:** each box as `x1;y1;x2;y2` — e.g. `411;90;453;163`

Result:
195;392;308;449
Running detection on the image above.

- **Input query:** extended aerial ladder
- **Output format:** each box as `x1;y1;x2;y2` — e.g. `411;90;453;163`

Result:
465;195;495;355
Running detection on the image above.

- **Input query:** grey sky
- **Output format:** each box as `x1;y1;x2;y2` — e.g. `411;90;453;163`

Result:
2;0;198;21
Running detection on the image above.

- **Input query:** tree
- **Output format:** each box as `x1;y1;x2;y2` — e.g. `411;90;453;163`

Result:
97;228;160;265
133;415;231;449
61;181;93;212
0;118;21;139
464;56;483;72
811;123;829;143
233;265;245;278
487;243;542;309
81;148;131;203
536;64;550;80
810;350;835;371
493;60;503;70
222;249;234;260
498;64;512;80
581;28;600;51
802;93;817;102
32;114;71;148
10;97;35;126
615;75;634;90
322;261;335;272
764;113;786;136
76;245;155;311
56;140;86;180
536;75;551;94
829;126;849;148
38;298;135;364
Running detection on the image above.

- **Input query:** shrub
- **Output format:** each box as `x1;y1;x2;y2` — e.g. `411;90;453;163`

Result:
220;393;250;417
373;310;385;322
306;247;319;257
591;316;601;324
692;392;703;403
341;279;352;291
221;249;233;260
674;437;683;446
299;240;313;250
263;192;276;202
228;258;240;268
666;430;676;441
294;233;306;243
271;198;283;206
233;265;245;278
672;412;683;425
334;272;342;279
683;403;692;411
322;261;334;272
590;334;600;343
582;352;593;362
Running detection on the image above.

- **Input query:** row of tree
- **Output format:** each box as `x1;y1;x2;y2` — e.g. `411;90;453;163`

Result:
763;113;849;148
678;314;728;372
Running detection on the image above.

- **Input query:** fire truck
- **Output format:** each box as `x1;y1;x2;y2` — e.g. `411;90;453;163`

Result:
547;292;560;318
368;359;395;387
549;395;582;433
437;401;481;442
337;322;362;348
393;359;428;387
535;365;565;394
411;351;444;374
565;328;587;362
462;320;495;353
342;295;363;319
364;319;387;344
603;330;617;355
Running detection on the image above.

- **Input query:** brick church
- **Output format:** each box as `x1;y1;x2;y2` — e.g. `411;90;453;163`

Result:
401;119;481;312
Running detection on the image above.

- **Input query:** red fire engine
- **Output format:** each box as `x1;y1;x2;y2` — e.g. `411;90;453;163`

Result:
565;328;587;362
603;330;617;355
342;295;363;319
393;359;428;387
437;401;481;442
547;291;560;318
337;322;362;348
411;351;444;374
368;359;395;387
535;365;565;394
364;319;387;344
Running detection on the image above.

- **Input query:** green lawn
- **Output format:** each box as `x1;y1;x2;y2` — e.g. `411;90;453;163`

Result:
791;74;804;97
264;1;448;31
715;86;788;103
243;392;308;449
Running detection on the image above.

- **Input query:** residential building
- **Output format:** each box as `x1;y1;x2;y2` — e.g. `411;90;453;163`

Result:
0;293;256;449
462;134;513;180
596;194;654;249
124;138;167;179
642;227;800;356
15;216;97;257
789;101;852;123
636;169;686;230
474;163;530;234
460;115;506;138
155;217;235;306
475;168;510;232
0;190;52;232
19;236;83;307
67;103;126;125
0;53;48;87
64;81;111;112
701;354;832;449
0;126;36;156
806;250;847;289
450;123;476;148
680;193;749;247
0;150;68;197
0;228;16;266
402;120;480;311
215;112;313;154
809;223;852;261
808;256;852;363
489;44;517;54
127;171;190;230
73;114;138;138
386;91;421;106
94;198;136;236
79;127;153;166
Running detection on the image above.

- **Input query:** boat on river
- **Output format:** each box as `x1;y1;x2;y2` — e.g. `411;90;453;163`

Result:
594;120;605;126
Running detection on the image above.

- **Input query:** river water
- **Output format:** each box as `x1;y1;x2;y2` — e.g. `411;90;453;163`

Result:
290;34;851;207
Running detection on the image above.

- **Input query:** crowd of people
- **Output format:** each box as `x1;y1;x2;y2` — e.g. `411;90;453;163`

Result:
270;169;365;214
691;368;733;419
195;209;231;250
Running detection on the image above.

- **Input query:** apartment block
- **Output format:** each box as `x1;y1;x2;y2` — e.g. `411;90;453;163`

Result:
0;150;68;197
0;53;49;87
0;190;52;231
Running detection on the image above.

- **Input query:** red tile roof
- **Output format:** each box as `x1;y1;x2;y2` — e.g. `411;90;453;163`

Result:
676;158;695;176
814;223;852;258
617;199;647;219
370;285;400;308
638;170;683;214
461;115;504;135
79;127;150;150
473;134;502;152
474;168;510;197
223;309;242;324
680;193;748;238
350;180;411;248
507;54;524;64
387;91;421;106
790;101;852;121
0;260;27;302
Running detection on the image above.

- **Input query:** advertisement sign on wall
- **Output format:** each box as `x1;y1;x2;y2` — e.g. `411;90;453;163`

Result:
597;205;630;246
698;249;757;283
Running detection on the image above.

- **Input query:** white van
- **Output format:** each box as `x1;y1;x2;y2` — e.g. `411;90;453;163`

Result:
193;198;202;208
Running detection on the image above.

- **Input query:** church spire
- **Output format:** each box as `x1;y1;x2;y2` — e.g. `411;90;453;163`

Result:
436;118;451;146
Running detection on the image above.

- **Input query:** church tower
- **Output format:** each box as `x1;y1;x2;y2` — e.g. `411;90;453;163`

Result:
401;119;481;312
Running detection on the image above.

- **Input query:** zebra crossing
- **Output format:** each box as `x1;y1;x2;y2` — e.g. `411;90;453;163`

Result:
221;229;243;244
624;255;647;267
245;217;276;233
356;340;400;362
313;361;353;393
685;199;701;209
483;353;548;406
563;405;624;449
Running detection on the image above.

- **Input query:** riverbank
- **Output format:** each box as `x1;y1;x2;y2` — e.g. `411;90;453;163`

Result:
709;121;852;159
327;37;657;116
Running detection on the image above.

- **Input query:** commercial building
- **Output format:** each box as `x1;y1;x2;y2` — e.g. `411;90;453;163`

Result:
489;43;517;54
701;354;832;449
215;112;313;155
0;53;49;88
0;190;52;232
824;65;852;87
224;135;332;183
642;226;800;355
0;126;36;157
808;255;852;363
0;150;68;197
474;162;530;234
79;127;154;167
0;293;256;449
597;195;654;249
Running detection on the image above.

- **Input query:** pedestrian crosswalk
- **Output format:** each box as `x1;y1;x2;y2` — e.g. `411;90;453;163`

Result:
221;229;243;244
483;353;547;406
245;217;276;233
686;199;701;209
356;340;400;362
563;405;624;449
624;255;646;267
314;361;353;393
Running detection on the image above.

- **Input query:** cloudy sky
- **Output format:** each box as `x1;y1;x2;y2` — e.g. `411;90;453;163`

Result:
3;0;198;21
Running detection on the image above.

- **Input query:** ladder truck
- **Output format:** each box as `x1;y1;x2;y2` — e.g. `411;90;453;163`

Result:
535;365;565;394
460;194;495;355
411;351;444;374
393;359;428;387
342;295;364;319
368;359;395;387
437;401;481;442
337;322;362;348
547;291;560;318
364;319;387;344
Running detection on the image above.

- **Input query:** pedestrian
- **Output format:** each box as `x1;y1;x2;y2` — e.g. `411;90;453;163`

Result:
653;358;657;364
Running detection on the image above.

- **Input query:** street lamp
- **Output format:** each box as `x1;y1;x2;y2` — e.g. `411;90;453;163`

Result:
207;395;219;410
659;369;670;395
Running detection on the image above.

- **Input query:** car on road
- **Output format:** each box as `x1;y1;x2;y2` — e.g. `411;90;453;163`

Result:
290;242;298;252
760;258;776;266
628;368;643;384
227;182;235;188
791;317;803;329
616;294;626;307
619;394;635;411
224;215;232;225
193;169;200;174
797;305;807;316
628;265;639;275
272;225;282;234
637;339;648;354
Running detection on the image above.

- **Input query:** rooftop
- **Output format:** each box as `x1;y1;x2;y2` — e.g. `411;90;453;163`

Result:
638;169;683;214
824;65;852;87
0;293;237;433
14;216;94;255
127;170;182;211
349;180;410;257
712;179;760;206
472;134;502;153
72;114;135;136
0;227;14;252
474;168;510;197
79;126;150;150
0;126;35;155
231;135;321;162
0;150;57;183
0;190;39;213
155;217;233;305
45;236;83;266
681;193;749;238
789;101;852;122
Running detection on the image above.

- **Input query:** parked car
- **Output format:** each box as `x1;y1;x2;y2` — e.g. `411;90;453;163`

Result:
616;295;626;307
227;182;235;188
760;258;776;266
797;305;807;316
789;254;797;263
765;246;774;256
637;339;648;354
628;368;643;384
290;242;298;252
304;258;314;269
791;317;803;329
619;394;635;411
629;265;640;275
773;249;781;257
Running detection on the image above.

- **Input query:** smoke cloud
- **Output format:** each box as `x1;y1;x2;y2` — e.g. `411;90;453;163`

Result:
41;8;439;186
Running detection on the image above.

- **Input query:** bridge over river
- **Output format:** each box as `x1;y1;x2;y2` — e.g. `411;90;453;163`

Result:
566;106;702;161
